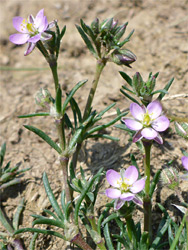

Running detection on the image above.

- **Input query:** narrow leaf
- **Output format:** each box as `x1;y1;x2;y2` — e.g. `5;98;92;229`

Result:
43;172;64;220
157;77;174;100
62;79;87;116
29;232;38;250
24;125;62;154
13;198;25;230
0;142;6;168
76;25;97;57
149;170;161;198
120;89;140;104
104;223;115;250
119;71;132;86
18;113;49;118
122;85;135;94
32;218;64;229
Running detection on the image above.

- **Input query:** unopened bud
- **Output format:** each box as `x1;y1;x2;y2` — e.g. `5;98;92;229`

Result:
91;18;99;34
175;122;188;140
146;75;156;93
111;49;136;67
132;72;144;95
35;88;52;108
100;18;114;32
161;167;179;190
114;23;128;40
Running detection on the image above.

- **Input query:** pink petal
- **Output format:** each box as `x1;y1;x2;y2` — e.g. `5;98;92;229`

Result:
152;115;170;132
130;177;146;193
35;9;45;28
13;16;26;33
130;103;145;120
147;100;162;119
24;42;36;56
141;127;158;140
124;165;138;185
132;196;143;205
28;33;41;43
122;118;143;131
105;188;121;199
182;156;188;171
106;170;121;187
29;15;35;24
133;131;143;142
120;192;134;201
114;198;125;210
9;33;29;44
154;133;163;144
38;16;48;32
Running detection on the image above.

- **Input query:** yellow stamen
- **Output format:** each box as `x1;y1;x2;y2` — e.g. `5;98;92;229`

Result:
143;112;152;126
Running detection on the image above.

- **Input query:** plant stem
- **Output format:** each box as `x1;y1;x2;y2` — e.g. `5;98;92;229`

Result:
83;59;106;121
143;140;152;243
49;59;59;93
60;157;72;203
71;233;93;250
72;59;106;170
55;118;66;150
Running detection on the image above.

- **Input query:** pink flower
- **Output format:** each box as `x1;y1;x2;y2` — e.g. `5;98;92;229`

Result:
9;9;52;55
122;100;170;144
182;156;188;171
105;166;145;210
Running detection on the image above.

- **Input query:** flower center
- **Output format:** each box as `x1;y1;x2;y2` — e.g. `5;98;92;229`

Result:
143;112;152;126
120;181;129;191
21;19;37;35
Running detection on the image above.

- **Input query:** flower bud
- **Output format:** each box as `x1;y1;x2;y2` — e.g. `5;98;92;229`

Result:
111;49;136;67
132;72;144;95
146;75;156;93
114;23;128;40
100;18;114;32
35;88;52;108
160;167;179;190
91;18;99;34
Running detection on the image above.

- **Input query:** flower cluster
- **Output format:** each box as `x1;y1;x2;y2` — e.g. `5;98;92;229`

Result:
9;9;52;55
122;100;170;144
105;166;145;210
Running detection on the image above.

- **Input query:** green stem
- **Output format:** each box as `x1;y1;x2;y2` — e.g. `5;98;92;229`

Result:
60;157;72;203
56;118;66;150
71;233;93;250
143;140;152;244
83;59;106;121
49;60;59;93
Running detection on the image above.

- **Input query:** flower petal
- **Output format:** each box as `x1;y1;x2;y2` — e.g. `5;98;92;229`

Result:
152;115;170;132
130;103;145;120
124;165;138;185
105;188;121;199
122;118;143;131
40;32;52;41
114;198;125;210
106;170;121;187
35;9;45;28
120;192;134;201
28;33;41;43
133;131;143;142
132;196;143;205
130;177;146;193
182;156;188;171
38;16;48;32
154;133;163;144
13;16;26;33
9;33;29;44
24;42;36;56
147;100;162;119
29;15;35;24
141;127;158;140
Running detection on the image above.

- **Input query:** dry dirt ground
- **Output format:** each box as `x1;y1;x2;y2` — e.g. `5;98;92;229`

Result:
0;0;188;249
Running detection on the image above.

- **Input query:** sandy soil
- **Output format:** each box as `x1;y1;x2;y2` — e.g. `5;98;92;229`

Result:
0;0;188;249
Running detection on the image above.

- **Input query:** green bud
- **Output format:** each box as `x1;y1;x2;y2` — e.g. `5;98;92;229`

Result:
91;18;99;34
100;18;114;32
114;23;128;40
161;167;179;190
35;88;52;108
132;72;144;95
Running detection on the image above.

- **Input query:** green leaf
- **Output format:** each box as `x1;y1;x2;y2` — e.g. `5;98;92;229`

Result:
32;218;64;229
96;103;116;119
62;79;87;116
0;142;6;168
130;154;141;178
120;89;140;104
151;89;168;95
43;172;64;220
13;198;25;230
18;113;50;118
102;213;119;226
76;25;97;57
80;19;96;43
118;29;134;47
64;113;73;130
157;77;174;100
119;71;132;86
29;232;38;250
24;125;62;154
104;223;115;250
43;209;59;220
74;168;103;225
60;25;66;40
55;85;62;114
14;228;65;240
149;170;161;198
122;85;135;94
69;96;82;124
88;134;119;141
